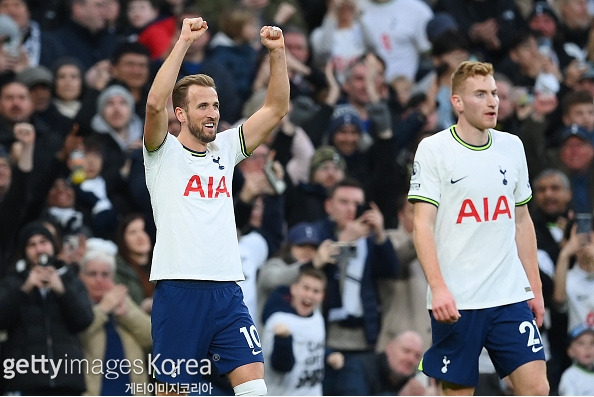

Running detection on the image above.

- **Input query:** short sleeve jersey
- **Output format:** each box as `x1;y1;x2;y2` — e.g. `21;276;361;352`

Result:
408;126;534;309
143;126;249;281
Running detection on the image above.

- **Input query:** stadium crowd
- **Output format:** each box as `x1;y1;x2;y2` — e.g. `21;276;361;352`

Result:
0;0;593;395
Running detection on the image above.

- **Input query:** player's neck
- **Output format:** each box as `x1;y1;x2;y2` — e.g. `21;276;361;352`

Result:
178;130;207;152
455;120;490;146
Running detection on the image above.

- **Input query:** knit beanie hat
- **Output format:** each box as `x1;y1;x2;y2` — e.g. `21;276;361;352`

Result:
309;146;346;180
327;104;363;138
17;221;57;258
96;85;135;114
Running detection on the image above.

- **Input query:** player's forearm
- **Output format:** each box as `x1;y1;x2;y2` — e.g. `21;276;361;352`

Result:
413;224;446;291
147;39;191;112
263;48;290;118
516;214;542;295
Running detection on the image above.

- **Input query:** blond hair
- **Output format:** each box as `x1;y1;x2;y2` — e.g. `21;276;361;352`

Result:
451;61;494;95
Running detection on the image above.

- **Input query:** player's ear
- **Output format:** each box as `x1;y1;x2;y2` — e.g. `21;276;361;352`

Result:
175;107;186;123
451;94;463;113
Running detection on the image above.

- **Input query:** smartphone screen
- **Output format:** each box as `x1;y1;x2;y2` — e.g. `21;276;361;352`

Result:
356;203;371;218
576;213;592;235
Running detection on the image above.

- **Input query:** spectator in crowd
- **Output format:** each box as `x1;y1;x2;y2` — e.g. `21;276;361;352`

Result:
0;221;93;395
261;267;327;395
47;0;121;72
75;139;118;239
527;1;574;70
553;217;594;331
310;0;375;85
0;123;33;274
0;13;29;75
558;90;594;144
88;84;145;219
429;28;471;131
17;65;74;138
43;177;90;241
531;169;573;291
312;177;399;395
233;143;284;239
0;80;77;226
280;25;328;100
434;0;525;65
324;98;401;225
555;124;594;214
79;249;152;396
239;88;316;187
557;0;592;56
125;0;160;43
497;29;563;92
353;330;428;395
114;213;153;314
558;324;594;396
16;65;51;112
136;0;178;60
494;73;559;181
50;57;90;123
101;0;124;37
0;0;61;69
359;0;433;82
234;155;286;322
107;41;152;120
257;221;335;318
284;145;346;227
530;168;573;394
377;196;431;351
573;63;594;98
208;4;260;103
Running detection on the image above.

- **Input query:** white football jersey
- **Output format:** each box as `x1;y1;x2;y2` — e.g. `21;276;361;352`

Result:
144;127;249;281
408;126;534;309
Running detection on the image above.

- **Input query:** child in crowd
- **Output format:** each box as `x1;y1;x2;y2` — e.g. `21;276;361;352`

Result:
558;324;594;396
261;267;327;395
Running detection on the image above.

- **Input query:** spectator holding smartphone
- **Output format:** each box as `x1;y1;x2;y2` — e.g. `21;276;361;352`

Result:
553;217;594;332
311;177;399;395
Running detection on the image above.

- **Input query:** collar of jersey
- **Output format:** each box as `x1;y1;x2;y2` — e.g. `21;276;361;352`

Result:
450;125;492;151
182;144;207;157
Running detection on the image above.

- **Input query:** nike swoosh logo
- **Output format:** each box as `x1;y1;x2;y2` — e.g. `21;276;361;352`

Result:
252;349;262;355
450;176;468;184
532;345;543;353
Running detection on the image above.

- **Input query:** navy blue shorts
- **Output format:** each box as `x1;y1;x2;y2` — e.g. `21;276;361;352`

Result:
419;301;545;387
151;280;263;384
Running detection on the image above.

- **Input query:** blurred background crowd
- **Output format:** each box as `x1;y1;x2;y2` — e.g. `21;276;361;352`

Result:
0;0;593;395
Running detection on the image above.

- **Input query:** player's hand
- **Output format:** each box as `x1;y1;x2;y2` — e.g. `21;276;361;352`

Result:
260;26;284;52
431;286;461;324
528;293;545;328
180;17;208;43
